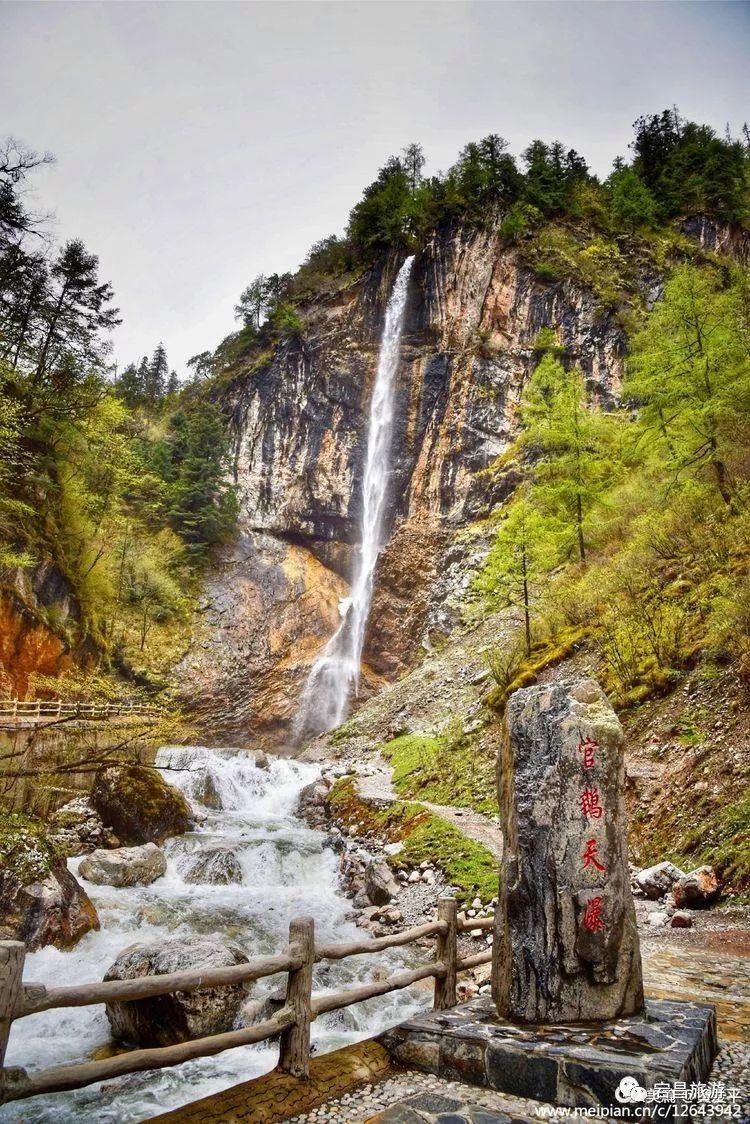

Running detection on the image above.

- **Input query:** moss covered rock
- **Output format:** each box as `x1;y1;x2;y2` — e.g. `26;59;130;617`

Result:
91;766;194;846
0;813;100;950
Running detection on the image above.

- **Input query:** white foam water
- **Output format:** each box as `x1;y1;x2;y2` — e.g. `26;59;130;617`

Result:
1;748;427;1122
295;256;415;741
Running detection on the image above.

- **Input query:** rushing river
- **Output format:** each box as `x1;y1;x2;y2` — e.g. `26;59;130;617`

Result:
2;748;426;1123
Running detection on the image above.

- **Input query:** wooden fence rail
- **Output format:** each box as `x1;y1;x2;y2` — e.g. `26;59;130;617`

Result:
0;897;493;1105
0;699;159;722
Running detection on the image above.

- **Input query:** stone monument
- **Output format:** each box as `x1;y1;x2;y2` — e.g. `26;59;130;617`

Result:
381;678;717;1108
492;677;644;1022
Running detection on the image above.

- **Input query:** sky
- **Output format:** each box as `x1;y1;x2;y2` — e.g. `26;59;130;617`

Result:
1;0;748;377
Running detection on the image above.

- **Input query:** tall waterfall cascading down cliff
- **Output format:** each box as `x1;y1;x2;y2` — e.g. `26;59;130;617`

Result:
294;255;415;740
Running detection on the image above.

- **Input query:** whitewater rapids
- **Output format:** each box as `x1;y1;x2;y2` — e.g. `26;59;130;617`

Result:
1;748;426;1123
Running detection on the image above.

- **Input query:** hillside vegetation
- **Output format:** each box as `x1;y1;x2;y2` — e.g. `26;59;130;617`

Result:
0;143;238;698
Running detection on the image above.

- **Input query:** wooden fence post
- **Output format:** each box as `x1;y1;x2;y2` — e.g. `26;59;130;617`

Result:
278;917;314;1079
0;942;25;1097
433;897;457;1010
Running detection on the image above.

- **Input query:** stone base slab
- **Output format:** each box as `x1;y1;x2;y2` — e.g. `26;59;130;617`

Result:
379;998;717;1108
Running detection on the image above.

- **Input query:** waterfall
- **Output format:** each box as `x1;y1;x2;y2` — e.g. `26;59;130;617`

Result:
295;255;415;741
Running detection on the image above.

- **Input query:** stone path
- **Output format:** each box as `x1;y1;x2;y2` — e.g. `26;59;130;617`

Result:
280;1042;750;1124
355;756;504;861
282;1070;541;1124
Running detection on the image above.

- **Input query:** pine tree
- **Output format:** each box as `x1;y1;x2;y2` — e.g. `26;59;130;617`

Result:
402;143;426;191
117;362;144;406
166;369;179;396
609;167;657;231
476;494;562;654
626;264;750;504
34;239;120;383
521;355;620;562
164;399;238;551
145;342;168;403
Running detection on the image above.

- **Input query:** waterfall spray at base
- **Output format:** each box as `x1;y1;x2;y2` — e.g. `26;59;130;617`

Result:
295;255;415;742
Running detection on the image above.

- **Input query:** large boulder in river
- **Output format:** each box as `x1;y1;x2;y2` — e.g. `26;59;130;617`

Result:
79;843;167;887
0;814;99;950
104;938;251;1046
183;845;243;885
673;865;720;909
91;765;194;846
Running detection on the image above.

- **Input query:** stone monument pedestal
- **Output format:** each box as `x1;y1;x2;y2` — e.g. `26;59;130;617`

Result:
380;998;718;1107
381;679;717;1109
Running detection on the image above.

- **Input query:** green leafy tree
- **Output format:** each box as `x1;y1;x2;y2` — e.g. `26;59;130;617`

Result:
476;495;562;654
348;157;413;252
186;351;214;382
235;275;270;330
631;109;748;223
521;355;621;562
144;342;168;403
162;399;238;552
608;166;657;231
117;362;144;407
626;264;750;505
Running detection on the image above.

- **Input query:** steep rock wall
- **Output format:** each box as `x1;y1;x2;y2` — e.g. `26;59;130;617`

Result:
183;225;627;746
0;565;89;697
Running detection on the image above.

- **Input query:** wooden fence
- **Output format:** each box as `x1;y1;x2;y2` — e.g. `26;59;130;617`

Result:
0;699;159;723
0;900;494;1105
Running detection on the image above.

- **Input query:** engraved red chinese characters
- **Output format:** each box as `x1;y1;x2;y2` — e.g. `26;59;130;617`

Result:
583;896;606;932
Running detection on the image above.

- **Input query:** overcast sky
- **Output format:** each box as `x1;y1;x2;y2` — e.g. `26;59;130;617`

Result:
1;0;748;376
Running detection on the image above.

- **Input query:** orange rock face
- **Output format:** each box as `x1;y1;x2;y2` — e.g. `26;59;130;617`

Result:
0;594;73;697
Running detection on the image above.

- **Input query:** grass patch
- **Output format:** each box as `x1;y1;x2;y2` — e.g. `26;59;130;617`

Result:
327;778;497;905
381;725;497;815
632;786;750;899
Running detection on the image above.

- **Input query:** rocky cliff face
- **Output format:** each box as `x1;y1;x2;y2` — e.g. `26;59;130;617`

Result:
0;565;91;697
181;224;627;746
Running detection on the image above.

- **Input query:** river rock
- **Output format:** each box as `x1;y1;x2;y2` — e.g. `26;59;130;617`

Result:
78;843;167;887
0;815;99;950
492;678;644;1023
364;859;399;905
673;865;720;909
670;910;694;928
183;846;243;885
635;861;686;900
104;938;251;1046
48;796;118;857
91;765;194;846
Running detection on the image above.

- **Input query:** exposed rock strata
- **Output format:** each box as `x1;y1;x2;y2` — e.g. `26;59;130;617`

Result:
183;226;629;745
